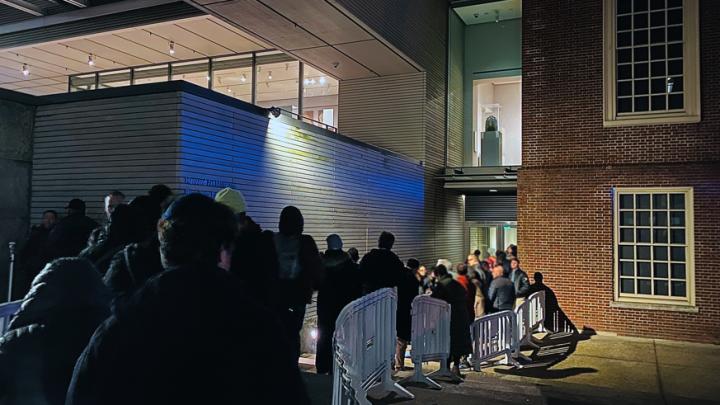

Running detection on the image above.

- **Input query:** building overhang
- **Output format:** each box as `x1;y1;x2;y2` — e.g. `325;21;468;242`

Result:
438;166;518;193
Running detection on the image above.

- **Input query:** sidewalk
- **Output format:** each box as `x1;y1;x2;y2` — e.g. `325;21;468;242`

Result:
300;332;720;404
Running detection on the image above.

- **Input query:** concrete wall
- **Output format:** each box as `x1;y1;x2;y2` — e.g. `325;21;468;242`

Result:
0;93;35;299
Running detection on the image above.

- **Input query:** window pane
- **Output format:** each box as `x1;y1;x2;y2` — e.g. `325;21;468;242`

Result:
212;55;252;102
667;0;681;7
635;63;649;79
670;229;685;244
638;262;651;277
670;246;685;261
653;228;668;243
667;8;682;25
668;94;683;109
256;53;299;110
618;81;633;97
634;0;648;12
671;263;685;279
636;194;650;209
618;48;632;63
653;211;668;226
302;65;339;129
618;0;632;14
667;26;682;42
621;211;634;225
98;69;131;89
621;278;635;293
650;11;665;27
637;246;651;260
638;279;652;294
654;262;668;278
650;28;665;43
651;78;666;93
621;245;635;259
671;281;686;297
635;96;649;112
650;61;665;77
618;32;632;47
637;228;651;242
634;47;649;62
171;60;209;88
670;211;685;226
134;65;169;85
634;30;649;46
650;45;665;60
670;193;685;209
618;65;632;80
620;261;635;276
636;211;650;226
634;80;649;95
618;98;633;113
668;43;683;59
652;194;667;209
650;0;664;10
621;228;634;242
669;76;683;92
618;15;632;31
653;246;668;260
634;13;649;29
620;194;634;209
654;280;669;295
652;96;666;113
668;60;683;76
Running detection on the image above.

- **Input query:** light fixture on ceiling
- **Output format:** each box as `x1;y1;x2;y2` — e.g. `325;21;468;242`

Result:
227;87;232;93
240;73;247;83
267;71;272;80
169;41;175;55
88;54;95;66
319;76;326;85
21;63;29;77
495;10;500;23
489;189;498;193
332;62;340;69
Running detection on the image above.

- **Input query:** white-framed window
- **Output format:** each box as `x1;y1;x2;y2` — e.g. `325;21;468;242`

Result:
603;0;700;126
613;187;694;306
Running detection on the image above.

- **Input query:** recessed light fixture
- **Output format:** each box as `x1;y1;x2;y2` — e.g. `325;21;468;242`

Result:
227;87;232;93
240;73;247;83
490;189;498;193
267;71;272;80
169;41;175;55
88;54;95;66
21;63;29;77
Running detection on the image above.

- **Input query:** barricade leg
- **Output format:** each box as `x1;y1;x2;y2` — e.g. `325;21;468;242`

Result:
380;364;415;399
399;359;443;390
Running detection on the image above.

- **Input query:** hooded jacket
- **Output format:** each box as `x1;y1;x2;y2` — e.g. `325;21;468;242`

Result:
0;258;110;405
360;248;405;293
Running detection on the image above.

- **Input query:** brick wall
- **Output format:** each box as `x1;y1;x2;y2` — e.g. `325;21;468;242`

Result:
519;0;720;343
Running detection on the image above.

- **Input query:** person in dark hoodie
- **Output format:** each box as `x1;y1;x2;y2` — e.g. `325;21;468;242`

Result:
273;206;324;363
395;258;420;371
430;264;472;377
0;257;111;405
46;199;98;260
360;231;404;293
17;209;57;298
66;194;310;405
79;203;136;274
315;234;361;374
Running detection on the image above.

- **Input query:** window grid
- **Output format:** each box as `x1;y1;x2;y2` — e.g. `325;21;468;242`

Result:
615;0;684;114
617;191;689;300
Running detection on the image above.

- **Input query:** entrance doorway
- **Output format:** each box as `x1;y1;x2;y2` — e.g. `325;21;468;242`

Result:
468;222;517;260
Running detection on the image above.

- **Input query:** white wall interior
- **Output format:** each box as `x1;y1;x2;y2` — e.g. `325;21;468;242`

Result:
473;76;522;166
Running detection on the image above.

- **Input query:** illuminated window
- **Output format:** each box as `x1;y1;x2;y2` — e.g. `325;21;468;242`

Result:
255;51;299;111
302;65;338;128
212;54;252;102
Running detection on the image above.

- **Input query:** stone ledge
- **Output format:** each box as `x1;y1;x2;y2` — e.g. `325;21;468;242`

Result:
609;300;699;313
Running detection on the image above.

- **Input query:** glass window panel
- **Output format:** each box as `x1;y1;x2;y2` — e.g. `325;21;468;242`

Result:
637;262;651;277
171;60;209;88
651;78;666;93
634;80;649;95
70;73;97;91
256;56;300;110
670;246;685;261
621;211;634;225
621;278;635;293
667;8;682;25
620;228;634;242
670;211;685;226
653;246;668;261
620;261;635;276
618;0;632;14
636;211;651;226
650;61;665;77
653;211;668;226
670;193;685;209
634;30;649;46
634;0;648;12
670;229;685;244
634;47;649;62
654;262;668;278
618;81;633;97
654;280;669;295
653;228;668;243
98;69;131;89
618;15;632;31
635;96;649;112
649;0;664;10
667;26;682;42
618;32;632;47
669;76;683;92
652;194;668;209
667;0;681;7
618;48;632;63
637;246;651;260
650;28;665;43
620;245;635;259
618;64;633;80
668;43;683;58
620;194;634;209
634;13;649;29
637;228;651;243
134;65;169;85
650;95;666;110
671;281;686;297
671;263;685;279
650;45;665;60
650;11;665;26
638;279;652;294
668;94;683;110
668;60;683;76
302;65;339;128
618;98;633;113
212;55;253;102
636;194;650;209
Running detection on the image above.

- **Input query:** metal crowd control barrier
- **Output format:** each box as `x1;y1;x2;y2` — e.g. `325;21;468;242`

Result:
0;300;21;336
332;288;414;405
400;295;460;389
470;310;520;370
513;291;546;359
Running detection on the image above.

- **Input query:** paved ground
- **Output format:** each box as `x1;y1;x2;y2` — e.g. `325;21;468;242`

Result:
300;331;720;405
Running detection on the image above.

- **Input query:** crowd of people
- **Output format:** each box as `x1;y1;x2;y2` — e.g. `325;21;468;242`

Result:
1;185;551;404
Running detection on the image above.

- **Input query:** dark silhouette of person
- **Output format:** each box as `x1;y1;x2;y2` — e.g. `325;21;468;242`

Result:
360;231;404;293
46;199;98;260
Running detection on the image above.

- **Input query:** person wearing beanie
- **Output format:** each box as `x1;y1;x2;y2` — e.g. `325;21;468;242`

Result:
214;187;247;216
315;234;361;374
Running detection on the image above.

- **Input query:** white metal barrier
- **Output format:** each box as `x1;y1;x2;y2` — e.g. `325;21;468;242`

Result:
332;288;414;405
514;291;546;358
400;295;460;389
0;300;21;336
470;310;519;370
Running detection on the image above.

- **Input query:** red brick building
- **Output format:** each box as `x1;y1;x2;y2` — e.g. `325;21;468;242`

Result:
518;0;719;343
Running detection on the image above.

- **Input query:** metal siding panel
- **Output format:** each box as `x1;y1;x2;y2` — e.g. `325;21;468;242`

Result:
465;195;518;222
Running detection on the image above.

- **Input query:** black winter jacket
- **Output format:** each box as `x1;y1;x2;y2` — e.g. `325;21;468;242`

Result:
360;248;404;294
46;214;98;260
431;274;472;357
103;239;164;308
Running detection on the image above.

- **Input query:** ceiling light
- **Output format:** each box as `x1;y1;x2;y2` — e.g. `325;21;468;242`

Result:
169;41;175;55
267;71;272;80
227;87;232;93
490;189;498;193
319;76;326;85
21;64;29;77
88;54;95;66
240;73;247;83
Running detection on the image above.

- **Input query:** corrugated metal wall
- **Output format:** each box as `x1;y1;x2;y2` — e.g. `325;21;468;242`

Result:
465;194;518;222
338;73;425;161
31;92;183;224
447;10;465;167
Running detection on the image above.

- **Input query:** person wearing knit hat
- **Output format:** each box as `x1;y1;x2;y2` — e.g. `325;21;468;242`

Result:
326;234;343;251
214;187;247;215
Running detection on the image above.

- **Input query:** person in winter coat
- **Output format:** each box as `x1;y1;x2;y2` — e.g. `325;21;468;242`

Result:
273;206;324;363
87;191;127;247
102;196;164;307
46;199;98;260
315;234;362;374
66;194;310;405
467;254;491;319
455;263;476;322
360;231;404;293
430;264;472;377
495;250;511;277
79;204;136;274
347;247;360;264
395;258;421;371
0;257;111;405
16;209;57;298
509;257;530;306
488;264;516;312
